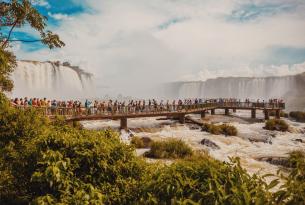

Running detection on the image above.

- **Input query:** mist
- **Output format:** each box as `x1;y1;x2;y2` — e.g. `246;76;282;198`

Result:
13;0;305;98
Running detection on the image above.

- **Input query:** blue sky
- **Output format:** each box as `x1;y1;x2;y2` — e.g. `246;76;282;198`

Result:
9;0;305;91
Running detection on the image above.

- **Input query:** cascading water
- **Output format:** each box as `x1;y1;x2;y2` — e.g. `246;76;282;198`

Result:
163;73;305;111
10;60;94;99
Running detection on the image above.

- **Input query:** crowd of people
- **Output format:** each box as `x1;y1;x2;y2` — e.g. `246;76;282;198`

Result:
10;97;285;115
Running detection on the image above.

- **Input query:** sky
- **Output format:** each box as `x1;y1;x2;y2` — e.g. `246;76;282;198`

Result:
7;0;305;96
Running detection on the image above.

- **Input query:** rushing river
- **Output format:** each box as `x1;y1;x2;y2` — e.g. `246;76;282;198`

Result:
81;110;305;176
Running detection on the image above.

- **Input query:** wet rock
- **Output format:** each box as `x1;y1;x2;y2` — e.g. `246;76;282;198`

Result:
188;124;201;130
293;139;304;143
248;137;272;144
200;139;220;150
256;156;291;167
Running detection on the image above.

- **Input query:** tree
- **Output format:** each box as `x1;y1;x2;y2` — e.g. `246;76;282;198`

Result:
0;0;65;92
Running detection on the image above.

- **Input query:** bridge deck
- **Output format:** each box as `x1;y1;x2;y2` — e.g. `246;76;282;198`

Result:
19;102;285;122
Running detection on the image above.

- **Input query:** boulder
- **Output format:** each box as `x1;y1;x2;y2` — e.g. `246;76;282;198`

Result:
293;139;304;143
200;139;220;150
256;156;291;167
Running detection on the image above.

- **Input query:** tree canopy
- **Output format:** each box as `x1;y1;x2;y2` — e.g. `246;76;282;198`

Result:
0;0;65;92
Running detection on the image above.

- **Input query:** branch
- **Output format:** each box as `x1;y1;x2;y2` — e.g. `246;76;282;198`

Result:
8;39;42;43
1;20;18;48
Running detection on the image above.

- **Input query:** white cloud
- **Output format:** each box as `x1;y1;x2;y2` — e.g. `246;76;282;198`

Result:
48;12;73;21
16;0;305;97
31;0;50;9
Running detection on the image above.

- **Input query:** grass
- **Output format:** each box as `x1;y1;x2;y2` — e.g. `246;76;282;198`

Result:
264;119;289;132
144;139;193;159
202;123;238;136
289;111;305;122
130;136;152;148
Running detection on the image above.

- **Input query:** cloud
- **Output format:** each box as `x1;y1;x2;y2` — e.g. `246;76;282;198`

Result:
48;12;73;21
14;0;305;97
31;0;50;9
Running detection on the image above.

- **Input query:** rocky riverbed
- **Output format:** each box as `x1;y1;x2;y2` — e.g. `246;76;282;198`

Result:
81;110;305;176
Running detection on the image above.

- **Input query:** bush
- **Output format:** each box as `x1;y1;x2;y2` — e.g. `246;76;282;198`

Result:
130;136;152;148
219;124;238;136
273;151;305;204
264;119;289;132
144;139;193;159
202;123;238;136
289;111;305;122
1;93;305;205
269;110;289;118
140;155;273;204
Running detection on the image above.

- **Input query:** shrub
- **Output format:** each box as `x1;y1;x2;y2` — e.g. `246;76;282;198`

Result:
144;139;193;159
269;110;289;118
131;136;152;148
289;111;305;122
273;151;305;204
202;123;238;136
219;124;238;136
140;154;273;204
264;119;289;132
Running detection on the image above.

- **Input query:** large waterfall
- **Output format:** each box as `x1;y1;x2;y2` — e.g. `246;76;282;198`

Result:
163;73;305;111
10;60;94;99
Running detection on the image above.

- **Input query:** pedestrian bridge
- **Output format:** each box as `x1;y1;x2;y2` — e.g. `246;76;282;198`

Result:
26;101;285;130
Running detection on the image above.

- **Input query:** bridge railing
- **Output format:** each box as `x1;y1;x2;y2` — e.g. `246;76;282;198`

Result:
13;102;285;117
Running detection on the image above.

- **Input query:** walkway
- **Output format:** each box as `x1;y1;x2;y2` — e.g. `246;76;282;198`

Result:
23;101;285;130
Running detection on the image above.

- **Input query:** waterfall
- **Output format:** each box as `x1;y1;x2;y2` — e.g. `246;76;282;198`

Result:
163;73;305;111
10;60;94;99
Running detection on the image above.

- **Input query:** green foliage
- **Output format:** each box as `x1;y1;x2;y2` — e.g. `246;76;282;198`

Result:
0;48;16;92
0;0;64;92
0;0;65;49
264;119;289;132
289;111;305;122
202;123;238;136
140;155;272;205
273;151;305;205
144;139;193;159
0;94;148;204
131;136;152;148
1;93;305;204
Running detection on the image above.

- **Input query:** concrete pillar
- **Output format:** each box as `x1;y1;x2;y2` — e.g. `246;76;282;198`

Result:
251;109;256;119
120;118;127;130
275;110;281;119
201;111;206;119
211;109;215;115
233;108;236;113
225;108;229;116
264;110;270;120
179;114;185;124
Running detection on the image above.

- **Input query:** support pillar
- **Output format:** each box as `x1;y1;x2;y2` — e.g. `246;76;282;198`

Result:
211;109;215;115
225;108;229;116
179;114;185;124
275;109;281;119
264;110;270;120
201;111;206;119
120;118;127;130
251;109;256;119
